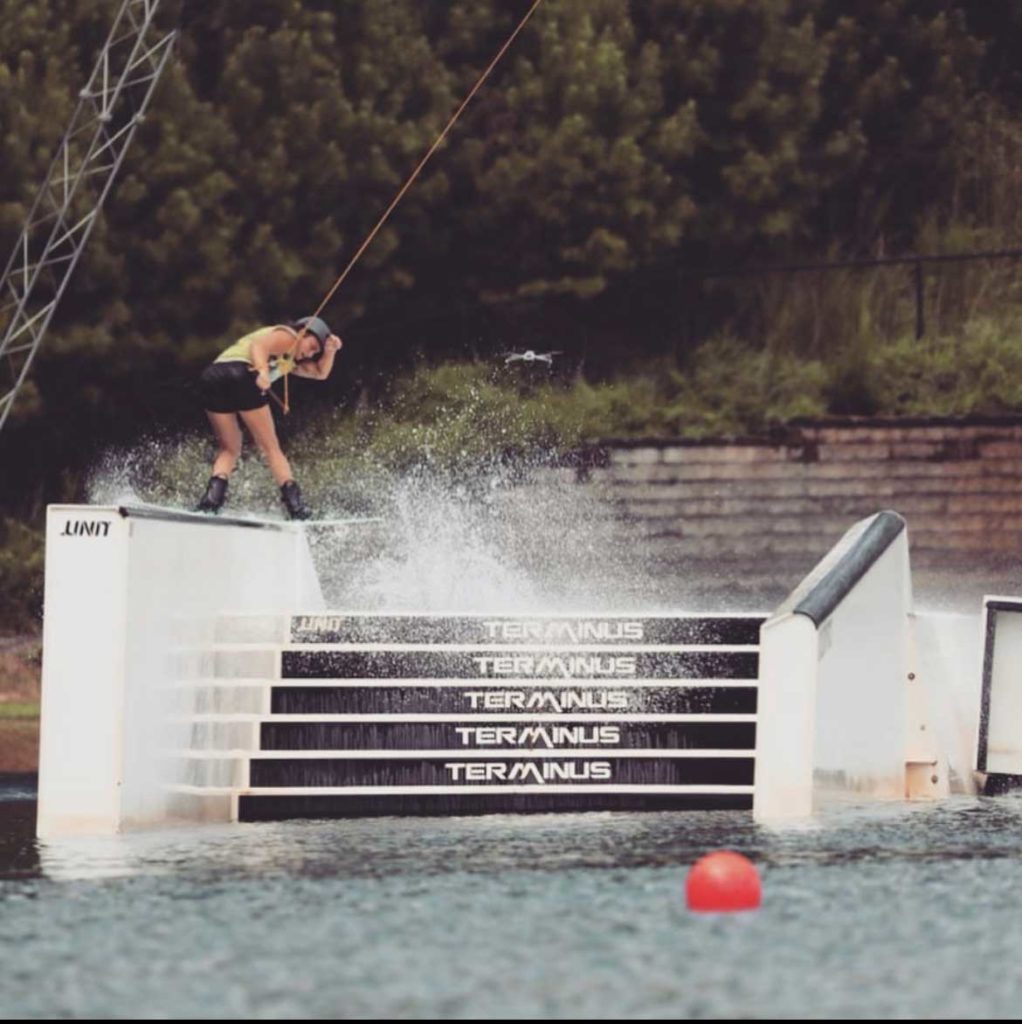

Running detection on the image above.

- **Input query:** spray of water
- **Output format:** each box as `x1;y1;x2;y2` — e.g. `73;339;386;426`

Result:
87;432;299;520
85;354;751;612
86;433;677;613
308;461;677;612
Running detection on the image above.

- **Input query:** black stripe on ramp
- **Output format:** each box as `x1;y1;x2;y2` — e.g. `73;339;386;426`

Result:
282;650;758;680
260;720;758;751
290;615;764;646
238;791;753;820
983;773;1022;796
270;685;758;715
249;756;755;788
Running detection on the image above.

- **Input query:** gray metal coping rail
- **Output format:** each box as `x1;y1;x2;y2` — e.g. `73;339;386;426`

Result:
789;511;907;627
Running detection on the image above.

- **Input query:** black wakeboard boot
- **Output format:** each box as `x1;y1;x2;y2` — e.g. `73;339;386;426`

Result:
280;479;312;520
196;474;228;514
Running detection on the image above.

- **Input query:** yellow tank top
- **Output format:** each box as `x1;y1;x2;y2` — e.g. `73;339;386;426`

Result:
214;325;297;383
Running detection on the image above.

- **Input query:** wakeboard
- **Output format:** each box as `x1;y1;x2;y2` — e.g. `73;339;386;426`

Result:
117;502;383;529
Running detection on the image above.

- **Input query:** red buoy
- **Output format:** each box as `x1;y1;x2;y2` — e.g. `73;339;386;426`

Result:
686;851;761;912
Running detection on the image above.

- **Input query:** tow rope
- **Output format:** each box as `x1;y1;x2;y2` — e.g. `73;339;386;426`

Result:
276;0;544;414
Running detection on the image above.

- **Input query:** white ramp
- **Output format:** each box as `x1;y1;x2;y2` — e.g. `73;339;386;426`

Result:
755;510;982;820
196;612;765;821
40;502;991;834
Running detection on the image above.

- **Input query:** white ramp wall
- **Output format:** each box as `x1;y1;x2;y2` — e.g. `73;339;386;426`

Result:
38;505;324;837
755;511;913;820
910;610;981;796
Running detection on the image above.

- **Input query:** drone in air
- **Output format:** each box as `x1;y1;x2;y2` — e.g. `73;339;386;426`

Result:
503;349;563;366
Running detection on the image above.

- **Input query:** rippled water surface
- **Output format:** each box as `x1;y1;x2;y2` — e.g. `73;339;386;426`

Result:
4;780;1022;1019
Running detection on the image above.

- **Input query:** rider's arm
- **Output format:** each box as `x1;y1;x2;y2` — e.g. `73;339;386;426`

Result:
291;334;342;380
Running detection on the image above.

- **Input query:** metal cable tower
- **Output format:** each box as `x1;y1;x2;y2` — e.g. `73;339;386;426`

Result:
0;0;177;434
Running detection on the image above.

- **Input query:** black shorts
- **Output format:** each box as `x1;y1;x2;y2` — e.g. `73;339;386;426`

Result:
197;361;268;413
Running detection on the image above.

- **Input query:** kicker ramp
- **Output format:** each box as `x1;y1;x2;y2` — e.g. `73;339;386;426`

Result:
208;611;763;821
39;503;988;834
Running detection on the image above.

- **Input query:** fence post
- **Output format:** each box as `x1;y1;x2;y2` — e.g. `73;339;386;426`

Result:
914;260;925;339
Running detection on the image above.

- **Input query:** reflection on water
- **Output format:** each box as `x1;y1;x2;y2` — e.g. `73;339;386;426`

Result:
6;778;1022;1018
7;784;769;884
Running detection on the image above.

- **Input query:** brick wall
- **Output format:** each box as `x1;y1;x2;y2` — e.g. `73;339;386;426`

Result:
530;417;1022;606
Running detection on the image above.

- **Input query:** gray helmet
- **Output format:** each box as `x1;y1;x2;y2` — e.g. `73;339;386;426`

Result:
290;316;331;356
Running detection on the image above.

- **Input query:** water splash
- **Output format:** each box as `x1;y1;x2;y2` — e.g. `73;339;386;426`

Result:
325;472;541;611
308;460;679;613
86;433;289;519
85;430;672;612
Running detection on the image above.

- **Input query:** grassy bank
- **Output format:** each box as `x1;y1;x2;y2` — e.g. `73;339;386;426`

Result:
298;311;1022;489
0;520;44;636
0;640;41;773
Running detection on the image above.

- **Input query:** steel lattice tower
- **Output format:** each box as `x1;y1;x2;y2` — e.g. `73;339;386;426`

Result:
0;0;177;434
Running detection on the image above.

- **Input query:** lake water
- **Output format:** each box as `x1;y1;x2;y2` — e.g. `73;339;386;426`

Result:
4;777;1022;1019
24;475;1022;1017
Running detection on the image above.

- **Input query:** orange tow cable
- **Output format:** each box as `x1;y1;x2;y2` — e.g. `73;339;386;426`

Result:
278;0;544;414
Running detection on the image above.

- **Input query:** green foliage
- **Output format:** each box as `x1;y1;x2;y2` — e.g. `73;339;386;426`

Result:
665;336;829;436
0;0;1020;520
355;360;676;459
0;518;44;633
0;703;39;720
308;361;577;482
1;0;999;361
297;312;1022;481
298;346;826;486
811;0;982;248
868;317;1022;416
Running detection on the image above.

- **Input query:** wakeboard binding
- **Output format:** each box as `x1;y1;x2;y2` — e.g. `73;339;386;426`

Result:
196;474;228;514
280;479;312;520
